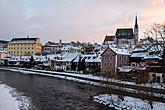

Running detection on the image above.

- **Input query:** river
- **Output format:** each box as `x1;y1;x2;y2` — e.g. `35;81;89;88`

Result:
0;70;111;110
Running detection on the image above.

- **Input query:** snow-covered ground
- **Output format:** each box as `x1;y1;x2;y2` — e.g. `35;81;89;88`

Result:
0;82;33;110
94;94;165;110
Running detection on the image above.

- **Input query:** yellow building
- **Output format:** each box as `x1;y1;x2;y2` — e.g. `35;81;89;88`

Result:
8;37;42;56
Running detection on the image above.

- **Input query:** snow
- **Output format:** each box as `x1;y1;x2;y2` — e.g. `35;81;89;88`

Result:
143;54;162;60
73;54;101;63
110;47;130;55
130;52;147;58
117;67;132;72
10;40;35;44
94;94;165;110
57;52;79;62
0;83;32;110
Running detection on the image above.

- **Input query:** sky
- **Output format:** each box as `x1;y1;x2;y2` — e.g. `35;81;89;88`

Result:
0;0;165;44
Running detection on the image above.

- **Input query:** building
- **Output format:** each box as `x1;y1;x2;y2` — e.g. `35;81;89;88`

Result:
42;41;59;54
61;45;81;53
0;51;10;65
0;40;9;51
8;37;42;56
101;46;130;77
72;54;101;73
115;16;139;47
103;35;115;45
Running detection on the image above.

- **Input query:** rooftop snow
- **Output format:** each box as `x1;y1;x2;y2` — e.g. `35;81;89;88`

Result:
110;47;130;55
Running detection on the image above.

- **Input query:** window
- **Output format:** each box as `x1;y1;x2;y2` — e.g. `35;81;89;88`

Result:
132;64;135;66
109;56;112;60
119;56;122;61
104;62;106;66
25;47;26;49
109;63;112;67
104;56;107;60
124;56;127;60
119;63;122;67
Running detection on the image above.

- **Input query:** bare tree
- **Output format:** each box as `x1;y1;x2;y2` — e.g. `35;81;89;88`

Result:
144;22;165;83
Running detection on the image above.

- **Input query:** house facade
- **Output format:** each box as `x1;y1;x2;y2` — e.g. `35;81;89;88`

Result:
8;37;42;56
42;41;59;54
101;47;130;77
0;40;9;51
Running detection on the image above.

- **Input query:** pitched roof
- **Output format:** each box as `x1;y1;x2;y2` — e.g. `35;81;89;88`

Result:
110;47;130;55
115;28;134;39
10;37;39;44
103;36;115;42
0;40;9;43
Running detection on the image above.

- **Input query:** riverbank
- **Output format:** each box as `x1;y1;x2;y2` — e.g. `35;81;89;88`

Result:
0;82;33;110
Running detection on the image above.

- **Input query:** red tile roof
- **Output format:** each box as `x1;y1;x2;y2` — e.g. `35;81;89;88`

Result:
103;35;115;42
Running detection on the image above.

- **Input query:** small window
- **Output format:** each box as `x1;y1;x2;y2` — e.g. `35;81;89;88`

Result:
109;56;112;60
119;56;122;60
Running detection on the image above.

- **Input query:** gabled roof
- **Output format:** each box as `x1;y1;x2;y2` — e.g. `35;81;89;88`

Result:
103;36;115;42
115;28;134;39
110;47;130;55
101;46;130;56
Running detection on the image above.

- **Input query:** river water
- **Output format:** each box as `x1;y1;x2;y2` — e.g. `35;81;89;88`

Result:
0;70;111;110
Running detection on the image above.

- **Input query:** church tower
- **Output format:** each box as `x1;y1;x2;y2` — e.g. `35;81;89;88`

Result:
134;15;139;45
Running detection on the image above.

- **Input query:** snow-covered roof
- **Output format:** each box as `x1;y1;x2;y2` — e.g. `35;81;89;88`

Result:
20;56;31;62
130;52;147;58
10;38;38;44
61;45;81;51
117;67;132;73
133;44;150;52
110;47;130;55
73;54;101;63
143;54;162;60
8;56;20;62
55;52;80;62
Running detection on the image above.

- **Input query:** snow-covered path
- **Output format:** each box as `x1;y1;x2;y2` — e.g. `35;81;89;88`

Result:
0;82;32;110
94;94;165;110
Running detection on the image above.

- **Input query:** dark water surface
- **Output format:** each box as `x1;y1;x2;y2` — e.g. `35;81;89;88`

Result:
0;70;111;110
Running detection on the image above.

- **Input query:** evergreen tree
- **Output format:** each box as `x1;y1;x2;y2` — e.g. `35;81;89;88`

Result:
81;58;86;71
30;56;34;68
78;57;82;71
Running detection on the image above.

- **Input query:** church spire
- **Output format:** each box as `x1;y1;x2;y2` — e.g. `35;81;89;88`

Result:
135;15;138;29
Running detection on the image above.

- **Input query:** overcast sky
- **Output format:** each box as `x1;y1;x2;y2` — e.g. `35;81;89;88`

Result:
0;0;165;44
